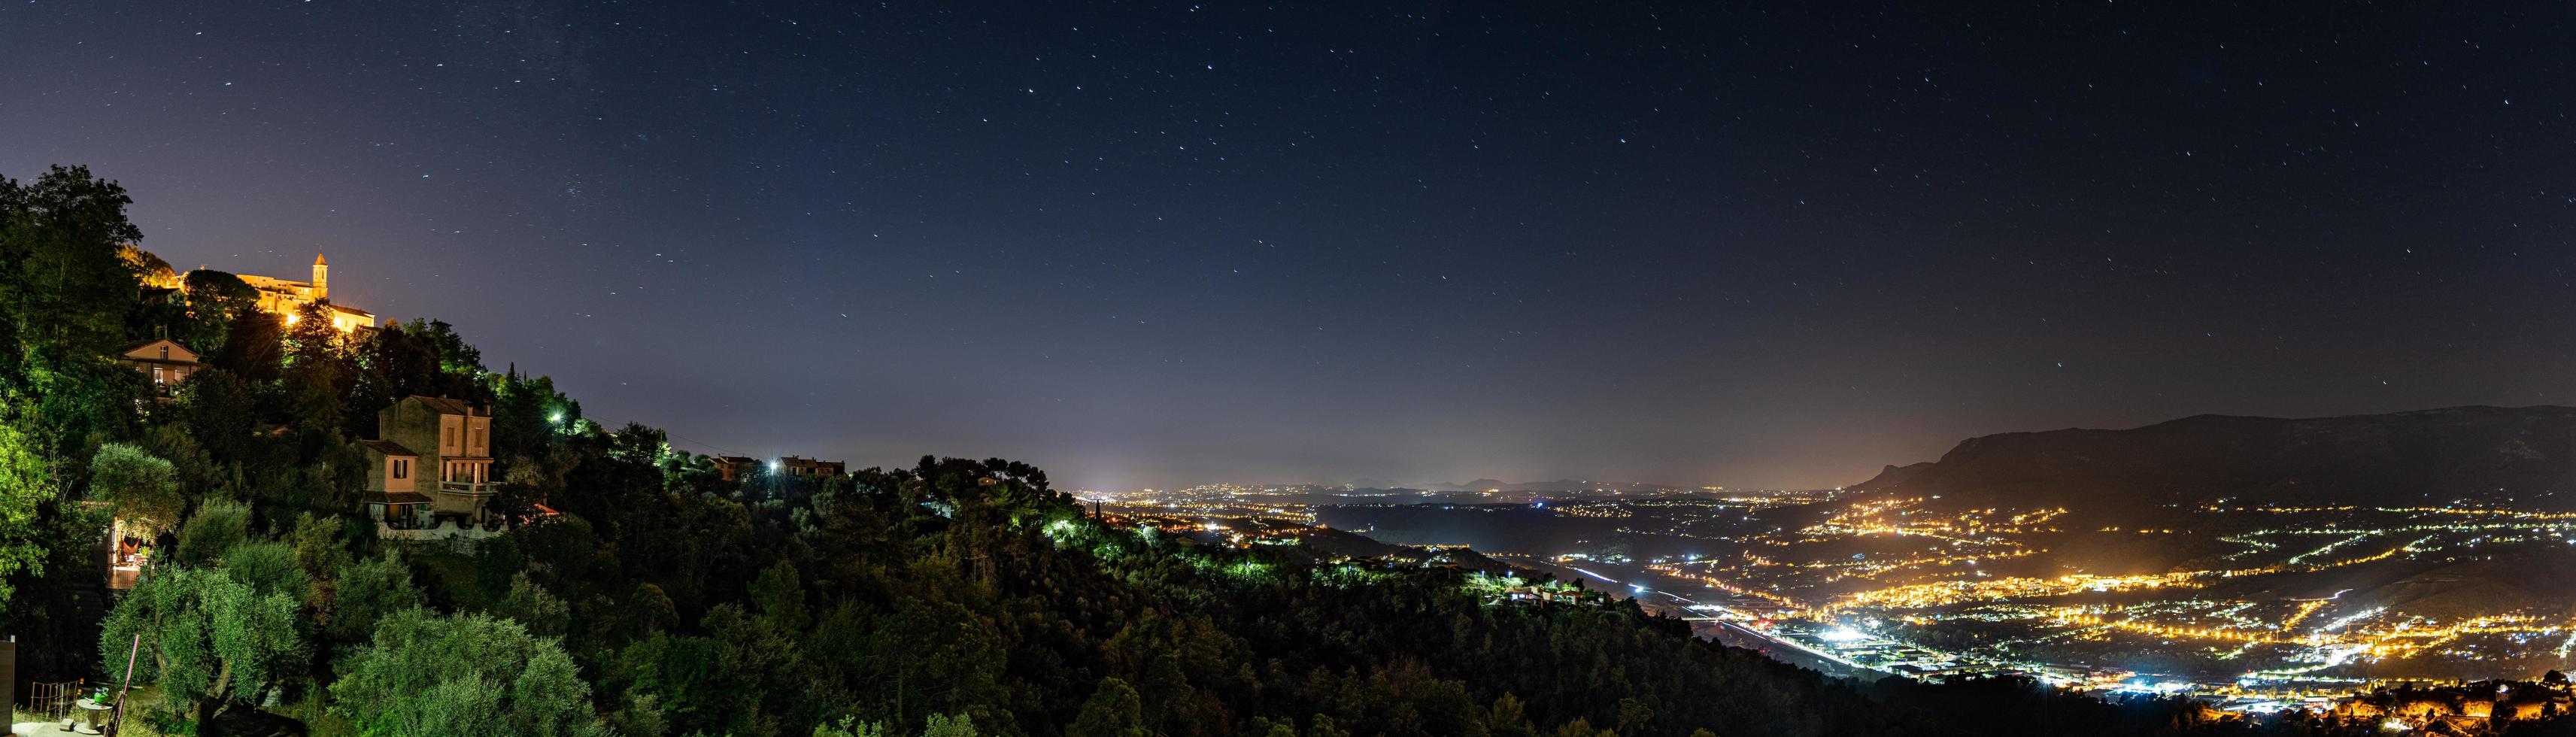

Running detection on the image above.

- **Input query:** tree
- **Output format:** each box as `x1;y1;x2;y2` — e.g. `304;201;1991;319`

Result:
172;499;251;568
332;608;608;737
287;513;350;586
0;402;53;605
810;715;972;737
749;559;810;632
137;423;216;499
1552;718;1609;737
1067;678;1147;737
210;310;282;385
22;351;144;447
0;165;144;359
408;318;483;377
496;571;572;638
813;717;890;737
1487;693;1539;737
90;443;184;538
117;243;174;288
347;323;441;437
327;553;421;645
99;566;304;723
177;367;259;463
180;269;262;355
281;302;348;433
217;540;310;602
1613;697;1652;735
921;714;978;737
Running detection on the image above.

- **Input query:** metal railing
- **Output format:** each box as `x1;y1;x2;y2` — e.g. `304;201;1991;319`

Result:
30;679;86;720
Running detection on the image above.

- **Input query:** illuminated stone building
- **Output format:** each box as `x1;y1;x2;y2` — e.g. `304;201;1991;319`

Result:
222;253;379;332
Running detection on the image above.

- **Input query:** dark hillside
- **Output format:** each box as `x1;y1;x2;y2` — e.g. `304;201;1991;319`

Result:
1855;407;2576;511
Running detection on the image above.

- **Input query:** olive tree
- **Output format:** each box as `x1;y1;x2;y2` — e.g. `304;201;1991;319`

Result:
99;566;304;723
332;608;608;737
90;443;184;538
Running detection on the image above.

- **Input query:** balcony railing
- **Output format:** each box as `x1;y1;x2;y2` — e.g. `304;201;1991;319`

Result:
436;481;495;495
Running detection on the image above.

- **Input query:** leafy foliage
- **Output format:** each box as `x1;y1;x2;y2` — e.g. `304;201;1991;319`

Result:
179;269;261;354
0;165;143;359
172;499;250;569
99;566;304;721
0;399;55;605
90;442;184;536
330;608;609;737
326;551;421;644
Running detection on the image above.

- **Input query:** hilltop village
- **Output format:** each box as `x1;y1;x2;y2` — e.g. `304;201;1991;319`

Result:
108;248;847;541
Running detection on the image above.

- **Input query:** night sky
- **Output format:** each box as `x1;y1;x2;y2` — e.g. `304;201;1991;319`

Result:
5;2;2573;491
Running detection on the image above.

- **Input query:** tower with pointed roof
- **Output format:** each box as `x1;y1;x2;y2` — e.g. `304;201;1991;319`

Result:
312;253;329;300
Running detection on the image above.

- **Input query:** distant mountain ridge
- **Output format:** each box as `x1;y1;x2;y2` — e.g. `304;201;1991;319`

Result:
1853;405;2576;511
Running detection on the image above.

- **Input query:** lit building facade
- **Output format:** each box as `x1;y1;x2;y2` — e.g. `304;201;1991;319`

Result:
711;454;846;481
117;337;202;398
369;396;496;523
220;253;378;332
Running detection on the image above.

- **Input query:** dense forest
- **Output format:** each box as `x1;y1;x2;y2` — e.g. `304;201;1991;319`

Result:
3;164;2570;737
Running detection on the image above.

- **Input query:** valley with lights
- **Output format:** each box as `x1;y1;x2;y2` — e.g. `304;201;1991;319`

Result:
1307;487;2576;711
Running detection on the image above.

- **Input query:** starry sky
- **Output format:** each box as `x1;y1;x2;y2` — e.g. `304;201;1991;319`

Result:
5;2;2574;491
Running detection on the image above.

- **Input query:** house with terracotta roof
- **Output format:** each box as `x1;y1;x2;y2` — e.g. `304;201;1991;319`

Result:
712;454;760;481
710;454;846;481
366;396;496;528
117;337;202;399
778;456;845;478
357;438;429;528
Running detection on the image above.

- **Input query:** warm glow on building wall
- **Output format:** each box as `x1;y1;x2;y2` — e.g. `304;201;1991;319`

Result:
220;252;379;332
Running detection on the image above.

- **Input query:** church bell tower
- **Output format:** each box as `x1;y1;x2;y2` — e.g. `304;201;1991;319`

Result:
312;253;329;300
